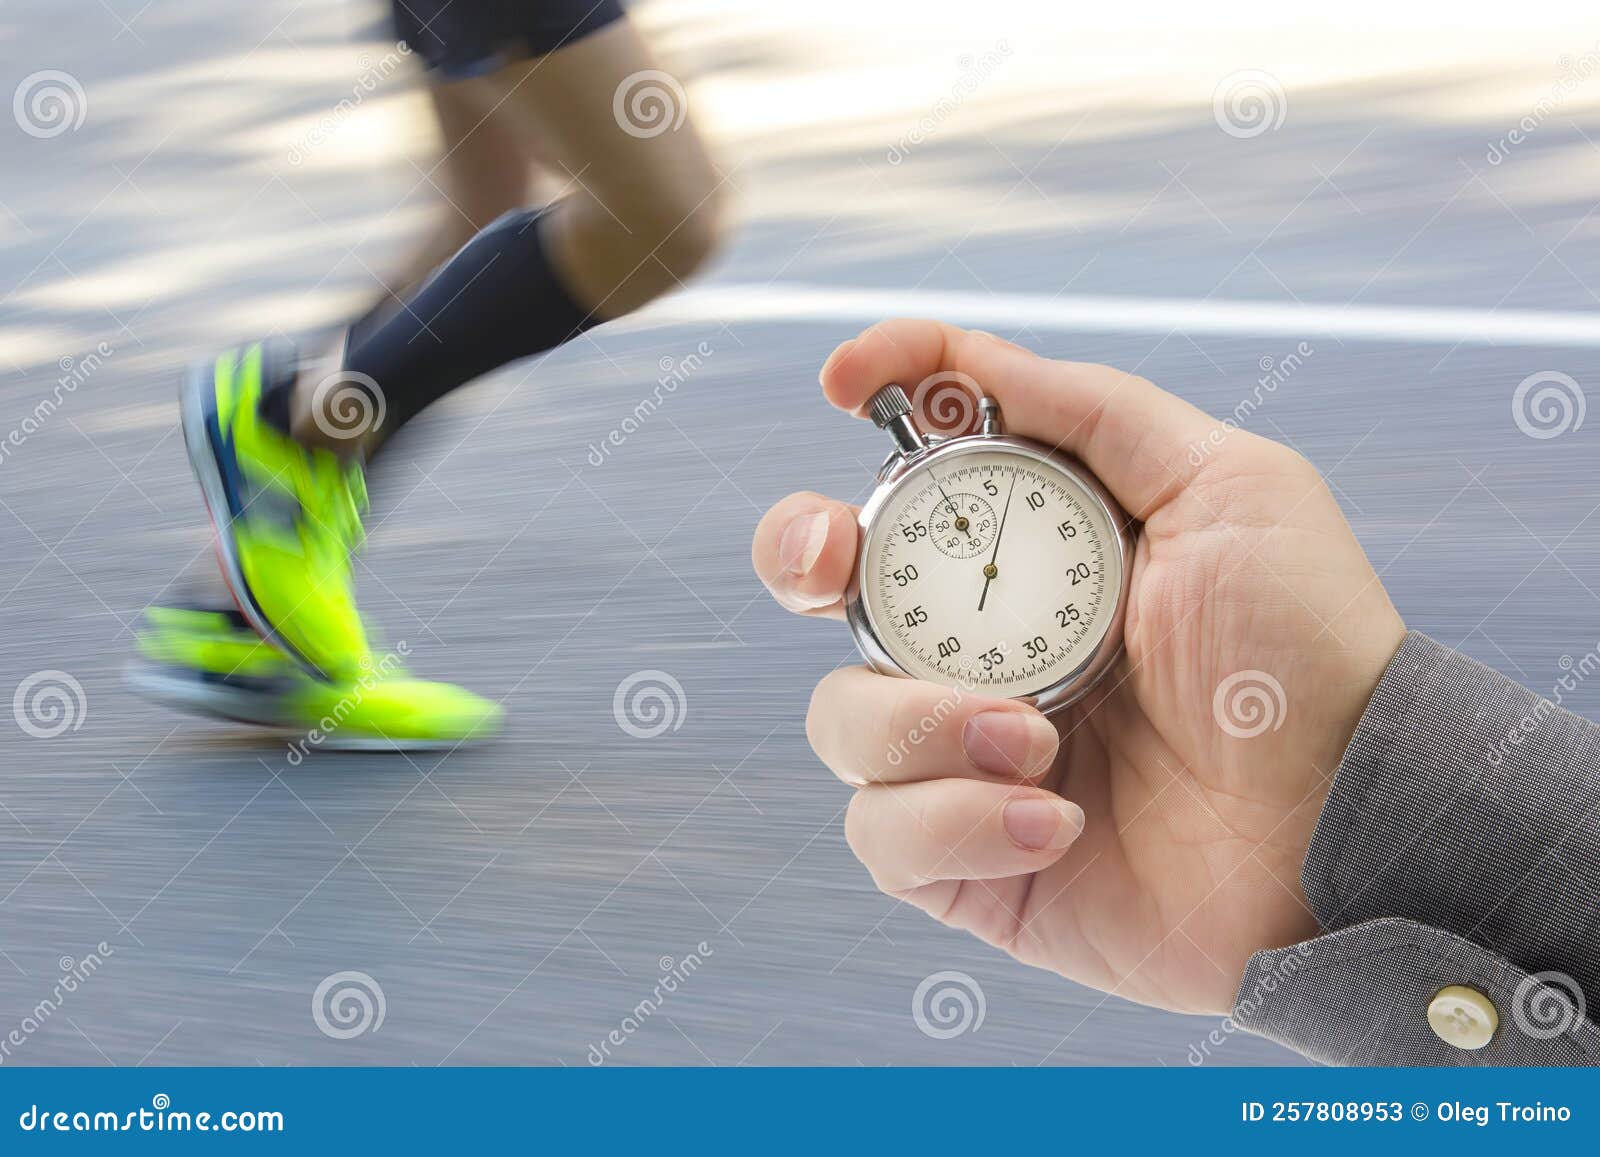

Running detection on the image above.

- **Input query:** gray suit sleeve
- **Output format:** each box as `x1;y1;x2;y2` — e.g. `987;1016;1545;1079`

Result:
1232;631;1600;1064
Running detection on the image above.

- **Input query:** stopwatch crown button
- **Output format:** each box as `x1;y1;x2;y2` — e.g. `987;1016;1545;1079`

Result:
979;396;1003;435
868;384;913;428
869;383;927;456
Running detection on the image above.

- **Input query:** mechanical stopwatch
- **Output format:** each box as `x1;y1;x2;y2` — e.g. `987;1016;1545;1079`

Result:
845;384;1135;714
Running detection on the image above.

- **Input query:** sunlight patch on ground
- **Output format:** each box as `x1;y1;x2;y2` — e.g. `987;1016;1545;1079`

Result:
11;0;1600;365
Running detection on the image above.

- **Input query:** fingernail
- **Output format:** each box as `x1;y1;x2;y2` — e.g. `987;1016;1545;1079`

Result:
1003;798;1084;851
963;710;1058;776
772;511;835;612
779;512;830;577
774;586;838;613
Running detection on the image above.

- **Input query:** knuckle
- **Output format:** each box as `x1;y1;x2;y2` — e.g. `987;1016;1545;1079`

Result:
803;677;834;751
882;682;926;760
846;787;936;893
807;672;869;784
1246;432;1314;476
881;681;963;778
843;790;877;864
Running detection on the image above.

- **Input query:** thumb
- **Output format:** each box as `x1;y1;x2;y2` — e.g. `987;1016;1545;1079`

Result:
822;320;1218;519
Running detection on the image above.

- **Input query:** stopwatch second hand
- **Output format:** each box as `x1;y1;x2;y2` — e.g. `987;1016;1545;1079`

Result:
978;472;1018;612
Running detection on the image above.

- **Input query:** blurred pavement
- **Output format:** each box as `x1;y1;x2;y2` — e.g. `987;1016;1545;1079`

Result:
1;0;1599;1066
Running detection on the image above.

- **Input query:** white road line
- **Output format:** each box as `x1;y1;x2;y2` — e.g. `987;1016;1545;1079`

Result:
628;282;1600;348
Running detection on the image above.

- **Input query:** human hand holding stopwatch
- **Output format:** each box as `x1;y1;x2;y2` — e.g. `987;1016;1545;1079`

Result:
752;320;1407;1015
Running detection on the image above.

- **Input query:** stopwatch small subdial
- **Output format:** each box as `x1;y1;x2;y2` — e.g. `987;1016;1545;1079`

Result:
927;491;997;559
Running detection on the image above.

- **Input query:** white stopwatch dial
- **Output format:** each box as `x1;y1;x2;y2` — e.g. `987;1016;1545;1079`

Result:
846;385;1134;713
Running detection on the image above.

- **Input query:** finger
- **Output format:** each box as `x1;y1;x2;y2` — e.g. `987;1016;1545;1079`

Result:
845;778;1085;894
807;667;1058;785
819;320;1217;518
751;491;859;618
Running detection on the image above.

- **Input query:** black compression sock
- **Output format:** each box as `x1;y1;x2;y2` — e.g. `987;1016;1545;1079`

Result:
255;339;300;437
343;209;598;444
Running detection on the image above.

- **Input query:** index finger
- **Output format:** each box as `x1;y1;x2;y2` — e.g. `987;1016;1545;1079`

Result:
820;319;1218;519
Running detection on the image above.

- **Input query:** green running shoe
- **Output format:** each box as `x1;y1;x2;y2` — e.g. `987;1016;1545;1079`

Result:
181;341;372;681
128;606;503;750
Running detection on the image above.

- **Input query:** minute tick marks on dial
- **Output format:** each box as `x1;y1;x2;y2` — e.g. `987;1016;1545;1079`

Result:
851;386;1132;711
925;488;996;560
857;438;1125;702
934;479;975;541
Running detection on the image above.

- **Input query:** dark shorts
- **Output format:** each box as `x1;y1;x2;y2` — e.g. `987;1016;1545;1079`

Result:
392;0;626;78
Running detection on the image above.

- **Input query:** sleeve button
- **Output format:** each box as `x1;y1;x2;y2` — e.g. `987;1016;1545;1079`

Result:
1427;985;1498;1050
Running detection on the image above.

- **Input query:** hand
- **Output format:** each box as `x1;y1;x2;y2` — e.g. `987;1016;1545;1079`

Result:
752;321;1405;1015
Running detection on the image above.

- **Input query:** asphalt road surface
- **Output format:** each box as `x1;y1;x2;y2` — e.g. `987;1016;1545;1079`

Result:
1;1;1598;1066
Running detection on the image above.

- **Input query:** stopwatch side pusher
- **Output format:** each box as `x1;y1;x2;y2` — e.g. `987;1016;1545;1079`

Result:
844;384;1137;716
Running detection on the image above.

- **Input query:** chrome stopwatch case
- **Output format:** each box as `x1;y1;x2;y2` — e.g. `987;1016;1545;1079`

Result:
844;384;1135;714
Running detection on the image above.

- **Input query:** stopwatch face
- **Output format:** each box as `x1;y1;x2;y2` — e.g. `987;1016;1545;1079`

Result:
859;446;1124;698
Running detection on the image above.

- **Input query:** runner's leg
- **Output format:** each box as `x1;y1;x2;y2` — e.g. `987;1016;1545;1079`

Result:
291;17;725;453
481;19;726;318
357;76;540;339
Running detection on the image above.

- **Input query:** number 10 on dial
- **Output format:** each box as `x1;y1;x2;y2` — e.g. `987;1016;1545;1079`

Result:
845;384;1135;714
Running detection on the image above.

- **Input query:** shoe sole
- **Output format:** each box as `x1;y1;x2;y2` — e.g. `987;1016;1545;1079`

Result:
180;358;325;681
124;662;489;752
297;735;480;752
124;660;294;728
